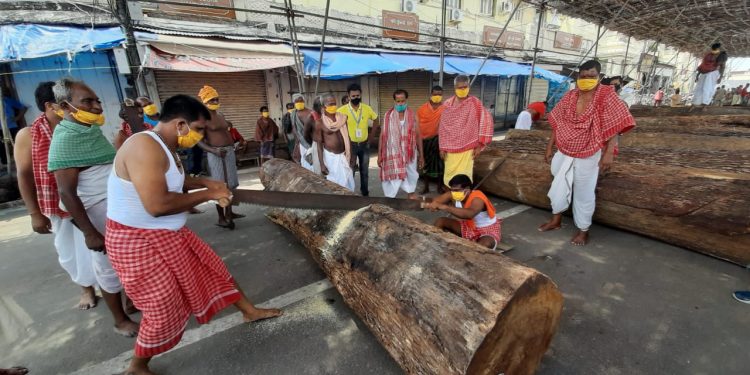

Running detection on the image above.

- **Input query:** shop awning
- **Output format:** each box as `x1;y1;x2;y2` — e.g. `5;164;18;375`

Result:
302;48;567;82
0;24;124;62
138;33;296;73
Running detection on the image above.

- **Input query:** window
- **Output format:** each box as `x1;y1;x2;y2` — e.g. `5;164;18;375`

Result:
446;0;461;9
514;7;522;21
480;0;495;15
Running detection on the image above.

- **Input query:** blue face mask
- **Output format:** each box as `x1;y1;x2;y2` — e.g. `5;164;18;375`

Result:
395;103;407;112
144;116;159;126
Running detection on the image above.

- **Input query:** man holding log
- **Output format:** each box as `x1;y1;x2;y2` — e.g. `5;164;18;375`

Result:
314;94;355;191
439;75;494;187
539;60;635;246
378;89;424;199
428;174;502;251
106;95;282;375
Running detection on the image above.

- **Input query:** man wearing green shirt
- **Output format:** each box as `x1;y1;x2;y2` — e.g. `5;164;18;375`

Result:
337;83;379;196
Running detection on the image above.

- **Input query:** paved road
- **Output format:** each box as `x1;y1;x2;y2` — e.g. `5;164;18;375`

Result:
1;163;748;375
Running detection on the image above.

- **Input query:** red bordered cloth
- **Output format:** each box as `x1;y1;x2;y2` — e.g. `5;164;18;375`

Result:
548;84;635;158
438;96;494;153
379;108;417;182
460;220;501;243
105;219;241;357
30;114;68;218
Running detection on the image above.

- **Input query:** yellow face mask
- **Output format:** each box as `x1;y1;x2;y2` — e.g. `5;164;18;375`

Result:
67;103;105;126
455;87;470;98
576;78;599;92
325;105;338;114
451;190;467;202
287;109;294;113
262;112;270;118
430;95;443;103
177;125;204;149
142;104;158;116
294;102;305;110
711;49;720;55
206;103;220;111
54;108;65;119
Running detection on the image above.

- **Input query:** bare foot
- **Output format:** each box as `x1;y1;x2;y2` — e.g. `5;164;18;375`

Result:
0;367;29;375
570;230;589;246
114;319;139;337
538;221;562;232
79;286;98;310
243;307;283;323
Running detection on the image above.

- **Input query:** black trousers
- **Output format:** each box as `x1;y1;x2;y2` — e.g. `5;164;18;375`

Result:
351;141;370;196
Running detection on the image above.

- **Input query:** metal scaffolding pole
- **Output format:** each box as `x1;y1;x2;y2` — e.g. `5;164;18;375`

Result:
0;96;11;175
621;36;631;76
314;0;331;97
439;0;446;86
284;0;306;95
526;3;544;107
594;24;601;57
469;0;521;87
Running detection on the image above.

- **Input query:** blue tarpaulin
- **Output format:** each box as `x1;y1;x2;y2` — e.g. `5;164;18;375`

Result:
0;24;125;62
301;48;567;83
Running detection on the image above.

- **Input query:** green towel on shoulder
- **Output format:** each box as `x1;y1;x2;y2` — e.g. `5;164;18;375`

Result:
48;119;116;172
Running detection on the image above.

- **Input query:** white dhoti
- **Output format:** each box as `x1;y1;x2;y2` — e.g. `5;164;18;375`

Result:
50;215;97;287
323;149;355;191
547;150;601;231
692;70;720;106
382;156;419;198
60;164;123;293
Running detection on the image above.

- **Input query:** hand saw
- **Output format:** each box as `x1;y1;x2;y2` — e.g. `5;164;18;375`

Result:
224;189;430;211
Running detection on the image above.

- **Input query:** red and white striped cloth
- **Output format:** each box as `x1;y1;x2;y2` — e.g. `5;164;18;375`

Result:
548;84;635;158
438;96;494;153
30;114;68;218
105;219;240;357
379;107;417;182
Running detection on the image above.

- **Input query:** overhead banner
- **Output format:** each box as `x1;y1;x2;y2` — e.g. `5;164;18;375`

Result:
143;46;294;73
482;26;525;49
159;0;236;20
382;10;420;42
554;31;583;51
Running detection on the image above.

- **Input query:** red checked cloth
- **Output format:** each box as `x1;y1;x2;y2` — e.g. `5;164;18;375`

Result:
548;84;635;158
121;121;153;138
379;108;417;181
30;114;68;218
105;219;241;357
438;96;494;153
460;221;501;243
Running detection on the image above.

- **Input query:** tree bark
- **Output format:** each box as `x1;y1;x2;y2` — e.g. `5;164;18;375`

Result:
261;159;563;375
474;131;750;266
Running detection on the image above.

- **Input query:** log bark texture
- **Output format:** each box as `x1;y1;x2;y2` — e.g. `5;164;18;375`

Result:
261;159;563;375
474;131;750;266
628;105;750;117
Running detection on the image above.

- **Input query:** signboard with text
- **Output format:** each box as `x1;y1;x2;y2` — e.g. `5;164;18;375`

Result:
482;26;525;49
382;10;419;42
553;31;583;51
159;0;236;20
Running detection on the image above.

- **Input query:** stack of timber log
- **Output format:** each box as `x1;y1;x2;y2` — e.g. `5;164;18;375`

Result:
261;159;563;375
475;113;750;266
628;105;750;117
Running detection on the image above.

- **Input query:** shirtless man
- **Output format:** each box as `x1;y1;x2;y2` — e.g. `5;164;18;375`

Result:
197;85;243;228
314;94;355;190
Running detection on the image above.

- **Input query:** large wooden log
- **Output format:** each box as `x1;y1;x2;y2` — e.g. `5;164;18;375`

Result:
261;159;563;375
628;105;750;117
474;131;750;266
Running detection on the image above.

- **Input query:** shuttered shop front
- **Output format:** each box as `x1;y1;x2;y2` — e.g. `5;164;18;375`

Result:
377;71;431;120
154;70;267;138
